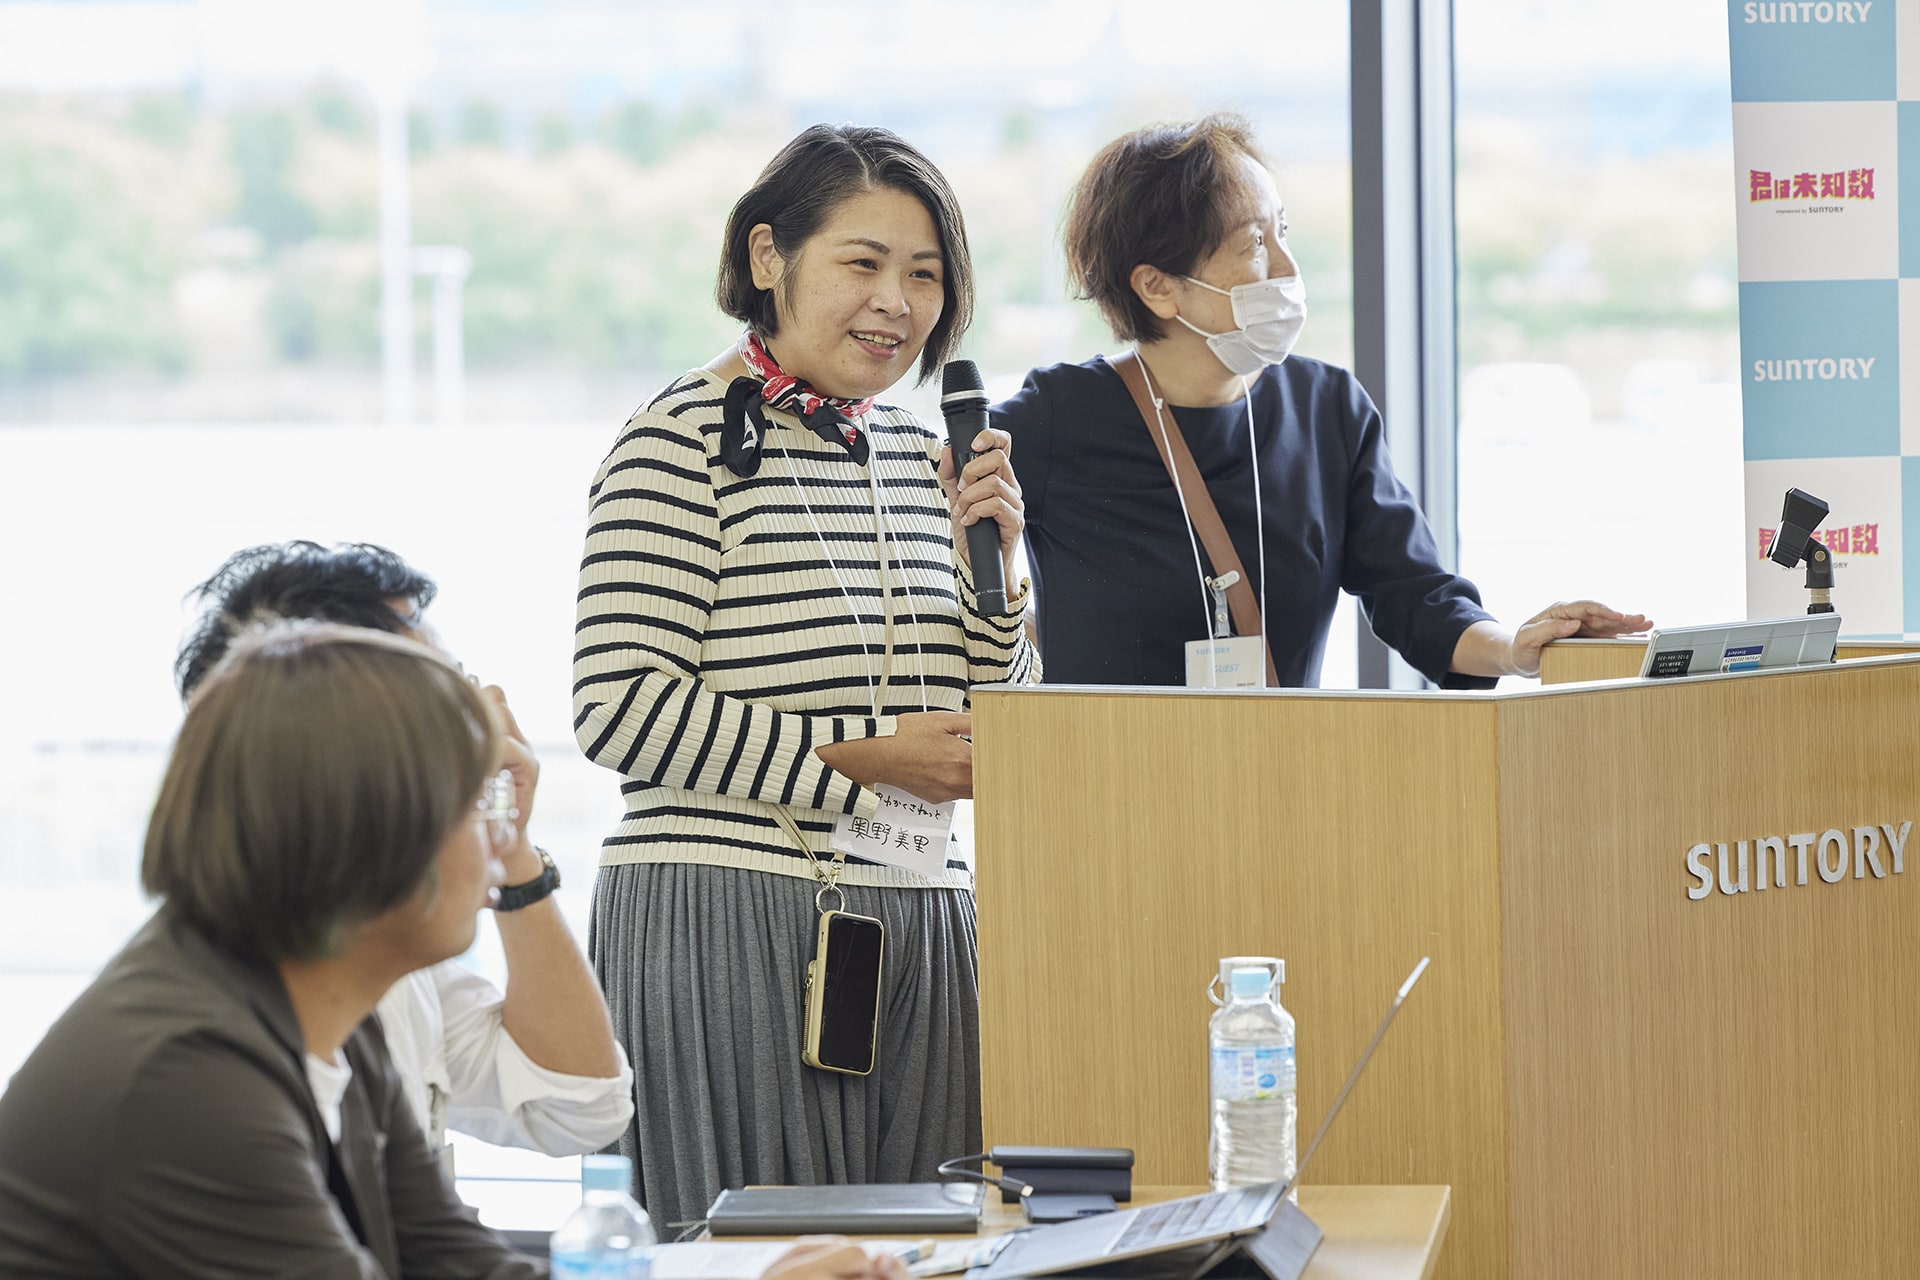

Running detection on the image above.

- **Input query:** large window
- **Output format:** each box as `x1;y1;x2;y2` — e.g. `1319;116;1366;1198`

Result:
0;0;1353;1173
1453;0;1743;631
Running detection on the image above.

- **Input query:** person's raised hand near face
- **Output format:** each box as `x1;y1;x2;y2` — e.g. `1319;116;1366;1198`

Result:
478;684;546;887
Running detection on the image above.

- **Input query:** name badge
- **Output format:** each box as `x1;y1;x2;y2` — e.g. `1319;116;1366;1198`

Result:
831;784;956;879
1185;636;1265;689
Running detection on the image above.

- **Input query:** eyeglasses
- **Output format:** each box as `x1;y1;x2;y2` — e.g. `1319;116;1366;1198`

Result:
472;770;518;848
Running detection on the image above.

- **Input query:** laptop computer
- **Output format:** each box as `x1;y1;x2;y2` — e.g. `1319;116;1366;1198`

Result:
973;957;1431;1280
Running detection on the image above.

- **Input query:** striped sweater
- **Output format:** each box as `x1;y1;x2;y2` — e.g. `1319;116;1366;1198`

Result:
573;368;1041;889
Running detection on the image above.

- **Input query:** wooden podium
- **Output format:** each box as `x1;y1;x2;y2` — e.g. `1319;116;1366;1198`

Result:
971;657;1920;1280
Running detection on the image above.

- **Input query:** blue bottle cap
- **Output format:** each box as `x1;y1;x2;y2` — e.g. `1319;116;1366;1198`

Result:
1230;967;1271;998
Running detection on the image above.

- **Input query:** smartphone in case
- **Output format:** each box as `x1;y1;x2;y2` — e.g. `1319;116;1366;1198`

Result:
802;910;885;1075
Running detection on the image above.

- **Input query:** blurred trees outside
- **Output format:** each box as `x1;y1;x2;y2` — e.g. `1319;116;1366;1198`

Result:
0;84;1734;419
1456;114;1737;390
0;101;199;378
0;87;759;398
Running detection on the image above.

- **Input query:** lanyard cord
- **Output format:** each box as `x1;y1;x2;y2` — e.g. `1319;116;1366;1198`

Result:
779;415;932;718
867;447;933;715
869;429;932;715
1134;352;1267;642
777;414;947;892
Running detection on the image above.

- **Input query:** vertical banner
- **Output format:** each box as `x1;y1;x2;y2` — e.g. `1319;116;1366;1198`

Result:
1729;1;1905;634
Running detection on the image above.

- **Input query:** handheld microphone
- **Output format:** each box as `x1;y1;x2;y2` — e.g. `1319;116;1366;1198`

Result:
939;359;1007;614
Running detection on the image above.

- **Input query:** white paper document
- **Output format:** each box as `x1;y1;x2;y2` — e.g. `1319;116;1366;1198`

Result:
649;1243;792;1280
650;1239;972;1280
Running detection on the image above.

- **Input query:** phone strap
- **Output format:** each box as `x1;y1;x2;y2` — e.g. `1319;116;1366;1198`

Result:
776;801;886;1076
767;805;855;914
1109;351;1277;687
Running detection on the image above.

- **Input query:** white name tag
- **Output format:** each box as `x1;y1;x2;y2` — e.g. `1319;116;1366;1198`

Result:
1185;636;1265;689
831;784;956;878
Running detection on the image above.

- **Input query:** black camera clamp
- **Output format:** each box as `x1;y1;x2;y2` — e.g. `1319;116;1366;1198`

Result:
1765;487;1835;616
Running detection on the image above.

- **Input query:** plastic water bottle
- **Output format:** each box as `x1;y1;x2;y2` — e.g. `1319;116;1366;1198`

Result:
1208;963;1296;1192
550;1154;656;1279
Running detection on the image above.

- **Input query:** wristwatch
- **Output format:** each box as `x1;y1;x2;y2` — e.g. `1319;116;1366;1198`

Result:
494;847;561;912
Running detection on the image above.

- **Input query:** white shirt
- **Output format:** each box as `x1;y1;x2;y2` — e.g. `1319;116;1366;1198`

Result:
375;961;634;1156
304;1051;353;1145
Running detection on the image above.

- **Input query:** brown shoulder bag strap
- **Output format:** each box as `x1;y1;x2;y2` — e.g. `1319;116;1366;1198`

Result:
1110;351;1278;687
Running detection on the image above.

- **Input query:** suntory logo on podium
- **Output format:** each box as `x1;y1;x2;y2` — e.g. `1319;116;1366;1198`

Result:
1685;821;1911;899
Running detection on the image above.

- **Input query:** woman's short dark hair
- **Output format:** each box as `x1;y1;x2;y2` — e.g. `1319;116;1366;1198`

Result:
715;123;974;385
1063;113;1270;343
143;622;499;964
175;541;437;699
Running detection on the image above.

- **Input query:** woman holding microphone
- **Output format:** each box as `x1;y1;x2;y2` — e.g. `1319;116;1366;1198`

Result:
573;123;1037;1226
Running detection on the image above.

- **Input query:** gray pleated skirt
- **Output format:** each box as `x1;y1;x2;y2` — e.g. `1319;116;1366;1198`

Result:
589;862;982;1229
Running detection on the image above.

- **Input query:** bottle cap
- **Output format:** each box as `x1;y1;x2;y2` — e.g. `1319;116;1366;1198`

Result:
582;1153;633;1194
1230;966;1271;998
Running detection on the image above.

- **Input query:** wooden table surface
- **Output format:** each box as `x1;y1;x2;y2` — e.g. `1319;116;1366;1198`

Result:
466;1177;1449;1278
924;1185;1450;1280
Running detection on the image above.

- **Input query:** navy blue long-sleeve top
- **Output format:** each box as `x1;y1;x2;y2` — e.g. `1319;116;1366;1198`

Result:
994;354;1496;689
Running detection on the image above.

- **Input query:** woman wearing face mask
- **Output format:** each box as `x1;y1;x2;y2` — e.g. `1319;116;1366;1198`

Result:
573;124;1037;1227
995;114;1647;688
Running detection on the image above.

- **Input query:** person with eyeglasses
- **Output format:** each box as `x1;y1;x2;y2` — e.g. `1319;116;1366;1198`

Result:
172;541;634;1169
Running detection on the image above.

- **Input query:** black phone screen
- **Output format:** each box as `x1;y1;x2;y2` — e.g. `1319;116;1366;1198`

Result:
816;913;884;1072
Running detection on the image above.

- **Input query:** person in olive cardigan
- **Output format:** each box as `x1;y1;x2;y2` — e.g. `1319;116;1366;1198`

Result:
0;622;904;1280
0;623;537;1278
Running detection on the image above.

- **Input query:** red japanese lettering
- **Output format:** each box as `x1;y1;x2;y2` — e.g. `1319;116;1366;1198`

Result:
1854;524;1879;556
1751;170;1773;202
1820;171;1845;199
1792;172;1818;198
1849;168;1876;200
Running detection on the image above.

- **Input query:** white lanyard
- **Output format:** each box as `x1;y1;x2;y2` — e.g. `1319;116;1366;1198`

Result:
780;416;955;882
1135;353;1267;642
780;416;932;717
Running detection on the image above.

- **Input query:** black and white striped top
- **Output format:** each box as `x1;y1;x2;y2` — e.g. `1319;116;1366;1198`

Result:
572;368;1040;888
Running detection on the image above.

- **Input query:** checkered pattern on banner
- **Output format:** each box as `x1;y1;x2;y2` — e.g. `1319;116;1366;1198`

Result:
1730;0;1915;634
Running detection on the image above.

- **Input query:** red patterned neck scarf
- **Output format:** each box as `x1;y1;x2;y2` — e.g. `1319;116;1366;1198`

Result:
739;332;874;450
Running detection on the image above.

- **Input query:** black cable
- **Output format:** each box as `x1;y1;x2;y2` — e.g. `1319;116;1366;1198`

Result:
937;1151;1033;1199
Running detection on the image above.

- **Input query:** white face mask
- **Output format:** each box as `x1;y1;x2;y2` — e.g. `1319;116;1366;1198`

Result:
1173;273;1308;376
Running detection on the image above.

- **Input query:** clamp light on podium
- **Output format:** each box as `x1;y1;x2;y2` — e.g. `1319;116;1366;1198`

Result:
1764;487;1835;615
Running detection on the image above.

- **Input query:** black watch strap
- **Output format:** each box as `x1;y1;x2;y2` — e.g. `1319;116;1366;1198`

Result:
494;847;560;912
